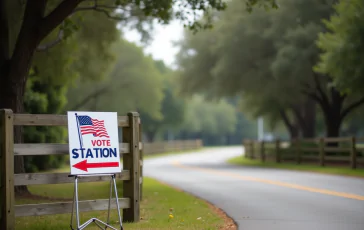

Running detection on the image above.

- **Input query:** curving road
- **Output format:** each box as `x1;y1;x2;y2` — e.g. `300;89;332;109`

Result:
143;146;364;230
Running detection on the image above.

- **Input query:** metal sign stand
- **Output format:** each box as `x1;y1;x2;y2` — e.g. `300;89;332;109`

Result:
69;173;123;230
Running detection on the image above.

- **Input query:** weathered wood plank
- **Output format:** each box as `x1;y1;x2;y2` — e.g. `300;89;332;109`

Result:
301;147;320;152
14;143;130;156
15;198;130;217
14;170;130;186
325;156;350;161
324;137;352;143
13;114;129;127
299;138;319;143
357;157;364;163
122;112;140;222
324;147;351;153
300;155;319;160
0;109;15;230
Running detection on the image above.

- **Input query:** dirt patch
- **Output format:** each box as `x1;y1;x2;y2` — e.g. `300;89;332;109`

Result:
205;200;237;230
155;180;238;230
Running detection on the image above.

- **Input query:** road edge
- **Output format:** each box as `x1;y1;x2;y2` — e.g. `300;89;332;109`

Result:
152;178;238;230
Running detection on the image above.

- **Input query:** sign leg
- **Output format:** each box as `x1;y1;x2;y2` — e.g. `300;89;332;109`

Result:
75;176;80;229
107;178;113;226
68;174;123;230
70;180;76;229
112;175;123;230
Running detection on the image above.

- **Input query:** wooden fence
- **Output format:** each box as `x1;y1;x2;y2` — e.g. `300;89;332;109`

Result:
143;139;203;155
0;109;143;230
243;137;364;169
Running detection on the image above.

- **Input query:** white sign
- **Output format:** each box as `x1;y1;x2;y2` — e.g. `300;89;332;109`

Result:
67;111;121;175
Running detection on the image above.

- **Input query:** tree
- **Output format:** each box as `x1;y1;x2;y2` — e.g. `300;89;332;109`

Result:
67;39;165;119
177;95;237;145
0;0;227;195
0;0;227;113
176;1;307;139
140;61;186;142
13;9;120;194
314;0;364;135
23;71;68;173
315;0;364;94
177;0;364;139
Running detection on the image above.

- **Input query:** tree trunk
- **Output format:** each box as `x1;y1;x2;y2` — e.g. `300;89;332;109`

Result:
291;99;316;138
279;109;300;140
320;88;344;147
0;0;49;195
0;68;30;195
325;119;341;138
145;130;157;142
302;98;316;138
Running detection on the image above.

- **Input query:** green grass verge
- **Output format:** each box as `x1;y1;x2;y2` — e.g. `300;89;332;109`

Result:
16;176;224;230
227;156;364;178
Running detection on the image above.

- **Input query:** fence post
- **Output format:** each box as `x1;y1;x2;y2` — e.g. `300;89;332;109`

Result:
250;141;255;159
319;138;325;166
296;139;301;164
275;139;281;163
0;109;15;230
243;140;248;158
122;112;140;222
139;120;143;201
260;141;265;162
350;136;357;169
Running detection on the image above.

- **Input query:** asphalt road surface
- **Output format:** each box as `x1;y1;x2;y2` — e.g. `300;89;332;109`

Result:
143;146;364;230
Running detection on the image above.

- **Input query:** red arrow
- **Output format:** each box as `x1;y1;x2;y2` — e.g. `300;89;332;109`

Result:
72;160;119;172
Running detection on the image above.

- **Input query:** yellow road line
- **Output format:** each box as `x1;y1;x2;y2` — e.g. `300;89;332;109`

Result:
171;161;364;201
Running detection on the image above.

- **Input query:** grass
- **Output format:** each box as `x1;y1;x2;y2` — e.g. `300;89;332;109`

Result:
16;178;225;230
227;156;364;178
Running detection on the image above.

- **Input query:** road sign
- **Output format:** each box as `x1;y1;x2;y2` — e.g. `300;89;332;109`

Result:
67;111;121;175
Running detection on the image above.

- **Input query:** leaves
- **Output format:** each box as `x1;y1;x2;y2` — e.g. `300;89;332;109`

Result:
175;0;339;135
180;95;237;135
66;38;164;119
315;0;364;94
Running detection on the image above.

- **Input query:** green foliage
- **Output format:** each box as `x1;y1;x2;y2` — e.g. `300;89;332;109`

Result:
177;0;364;138
23;74;68;172
140;61;186;141
23;8;120;172
66;39;164;119
180;95;237;136
315;0;364;93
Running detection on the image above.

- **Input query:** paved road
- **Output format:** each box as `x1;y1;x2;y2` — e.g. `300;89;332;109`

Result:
143;146;364;230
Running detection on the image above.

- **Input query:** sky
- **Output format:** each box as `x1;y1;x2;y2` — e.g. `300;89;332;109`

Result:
123;20;184;69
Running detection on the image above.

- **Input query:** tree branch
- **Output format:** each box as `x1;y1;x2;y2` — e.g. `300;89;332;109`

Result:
70;85;109;111
38;0;84;41
73;4;127;21
68;80;131;111
291;104;307;131
340;96;364;121
279;108;299;139
312;72;330;107
301;88;322;103
0;0;10;61
36;26;64;52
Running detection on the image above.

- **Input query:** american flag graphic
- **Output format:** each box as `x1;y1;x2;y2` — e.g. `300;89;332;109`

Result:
77;115;110;138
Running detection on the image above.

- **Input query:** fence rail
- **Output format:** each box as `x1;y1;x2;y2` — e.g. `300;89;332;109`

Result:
243;137;364;169
0;110;142;230
143;139;203;155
